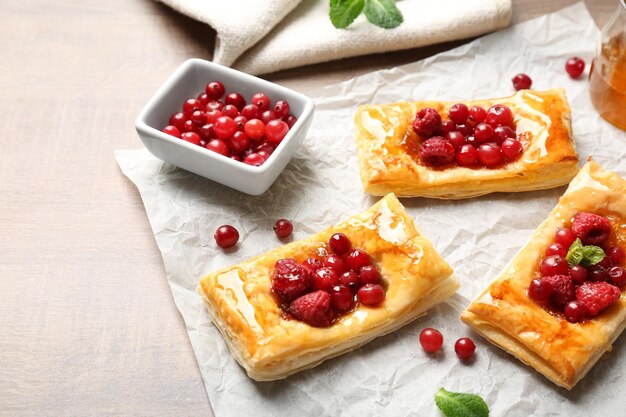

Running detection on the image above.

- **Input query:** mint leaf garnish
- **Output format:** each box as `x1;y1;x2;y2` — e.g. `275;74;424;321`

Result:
329;0;365;28
434;388;489;417
363;0;403;29
566;238;605;267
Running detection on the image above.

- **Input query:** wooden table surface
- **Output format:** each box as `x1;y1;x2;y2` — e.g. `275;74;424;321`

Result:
0;1;616;415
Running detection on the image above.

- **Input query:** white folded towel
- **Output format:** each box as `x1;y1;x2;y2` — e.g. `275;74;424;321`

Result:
158;0;512;75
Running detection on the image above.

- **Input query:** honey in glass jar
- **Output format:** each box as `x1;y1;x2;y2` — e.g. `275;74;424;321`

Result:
589;0;626;130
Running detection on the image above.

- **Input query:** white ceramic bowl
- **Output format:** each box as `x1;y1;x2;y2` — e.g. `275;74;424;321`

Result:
135;58;315;195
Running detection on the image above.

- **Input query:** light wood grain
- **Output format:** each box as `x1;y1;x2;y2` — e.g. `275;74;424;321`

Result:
0;0;615;415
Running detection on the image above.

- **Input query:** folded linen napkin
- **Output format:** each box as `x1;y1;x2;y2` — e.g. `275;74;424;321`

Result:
158;0;512;74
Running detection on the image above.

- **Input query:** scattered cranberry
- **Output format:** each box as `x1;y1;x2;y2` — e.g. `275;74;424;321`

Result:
265;120;290;144
565;57;586;79
413;108;442;137
214;225;239;249
555;227;577;248
469;106;486;124
243;153;265;166
477;143;503;167
607;246;625;265
485;104;514;128
251;93;270;111
456;144;479;167
609;266;626;287
564;300;587;323
357;284;385;305
206;139;229;156
454;338;476;359
273;219;293;239
330;285;354;312
162;125;181;138
512;73;532;91
569;265;587;284
448;103;469;124
205;81;225;100
329;233;352;255
528;278;552;301
181;132;201;146
359;265;381;285
323;254;347;275
419;328;443;353
346;249;370;270
540;255;569;276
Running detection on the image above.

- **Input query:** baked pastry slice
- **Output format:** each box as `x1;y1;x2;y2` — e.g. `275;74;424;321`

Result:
198;193;458;381
461;160;626;389
354;89;579;199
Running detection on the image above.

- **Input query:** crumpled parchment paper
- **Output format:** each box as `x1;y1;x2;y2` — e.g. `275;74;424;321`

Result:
116;3;626;416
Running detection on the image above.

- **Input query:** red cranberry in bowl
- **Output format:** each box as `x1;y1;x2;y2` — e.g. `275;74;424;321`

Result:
273;100;290;118
284;114;297;128
205;81;225;100
182;119;198;133
169;112;187;130
206;139;229;156
221;104;239;119
251;93;270;111
229;131;250;153
183;98;202;115
181;131;201;146
261;110;279;124
244;119;266;140
241;104;261;120
265;120;290;144
243;153;265;166
214;116;238;140
225;92;246;110
162;125;181;138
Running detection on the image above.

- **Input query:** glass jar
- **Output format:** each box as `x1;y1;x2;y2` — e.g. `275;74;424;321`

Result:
589;0;626;130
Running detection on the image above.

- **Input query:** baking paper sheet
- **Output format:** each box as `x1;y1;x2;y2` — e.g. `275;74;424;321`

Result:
116;3;626;416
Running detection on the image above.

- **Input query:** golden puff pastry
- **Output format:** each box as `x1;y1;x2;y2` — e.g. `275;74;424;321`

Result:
198;193;458;381
354;89;579;199
461;160;626;389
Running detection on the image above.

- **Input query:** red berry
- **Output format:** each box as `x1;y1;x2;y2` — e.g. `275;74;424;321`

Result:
205;81;225;100
199;123;216;140
265;120;290;144
543;275;575;308
181;131;201;146
241;104;261;120
272;258;314;302
486;104;514;127
228;131;249;153
261;109;279;124
512;73;532;91
206;100;225;112
233;115;248;131
440;120;456;135
206;139;229;156
540;255;569;277
607;246;625;265
313;267;340;292
225;92;246;111
284;114;297;128
569;265;587;284
419;328;443;353
330;285;354;312
230;155;241;162
493;126;516;144
182;119;198;133
448;103;469;124
474;123;494;143
169;112;187;130
206;109;223;124
190;110;207;126
564;300;587;323
477;143;503;167
576;281;620;316
302;257;322;272
251;93;270;111
162;125;181;138
197;92;210;105
244;119;266;140
446;131;466;148
598;256;613;270
454;337;476;359
546;243;567;257
289;290;332;327
359;265;381;285
273;100;290;118
339;271;360;291
221;104;239;119
273;219;293;239
555;227;577;248
214;116;237;140
183;98;202;115
528;278;553;301
329;233;352;255
565;57;586;79
357;283;385;305
609;266;626;287
214;225;239;249
243;153;265;166
323;254;347;275
455;144;479;167
346;249;370;271
501;138;523;160
413;107;442;137
587;265;610;282
420;136;455;166
468;106;486;124
455;123;474;137
571;212;611;245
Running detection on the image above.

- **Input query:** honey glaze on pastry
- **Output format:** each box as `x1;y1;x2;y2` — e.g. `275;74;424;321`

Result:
354;89;579;199
198;194;458;381
461;161;626;389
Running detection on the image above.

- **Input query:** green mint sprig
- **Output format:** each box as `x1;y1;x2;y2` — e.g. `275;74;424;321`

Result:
329;0;403;29
565;238;605;267
434;388;489;417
